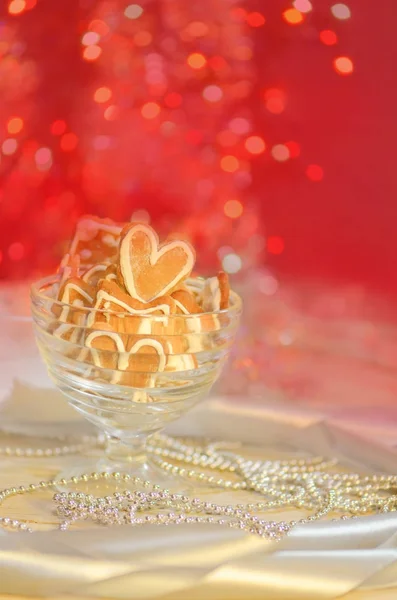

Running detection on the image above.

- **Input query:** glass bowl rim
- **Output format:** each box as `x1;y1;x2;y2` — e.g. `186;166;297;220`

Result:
30;275;243;320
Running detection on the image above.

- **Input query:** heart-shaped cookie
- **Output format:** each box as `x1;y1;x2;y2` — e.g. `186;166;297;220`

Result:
118;223;196;303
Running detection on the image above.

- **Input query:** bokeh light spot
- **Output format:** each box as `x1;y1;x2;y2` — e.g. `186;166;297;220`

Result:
7;117;23;135
104;105;118;121
35;147;52;170
134;31;152;46
88;20;109;36
185;21;209;37
282;8;304;24
267;236;285;255
234;45;253;61
82;32;100;46
60;132;78;152
141;102;160;119
285;141;301;158
293;0;312;13
245;135;266;155
93;135;111;150
83;45;102;61
203;85;223;102
124;4;143;19
264;88;286;114
230;7;247;21
94;87;112;103
229;117;251;135
35;147;51;164
8;242;25;261
187;52;206;69
51;120;67;135
8;0;26;15
320;30;338;45
258;273;279;295
131;209;150;223
246;12;265;27
333;56;353;75
223;253;242;274
224;199;243;219
306;164;324;181
2;138;18;155
331;3;351;19
221;155;240;172
271;144;290;162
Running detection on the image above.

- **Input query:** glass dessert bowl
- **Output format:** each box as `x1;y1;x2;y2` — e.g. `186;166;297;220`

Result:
30;275;242;487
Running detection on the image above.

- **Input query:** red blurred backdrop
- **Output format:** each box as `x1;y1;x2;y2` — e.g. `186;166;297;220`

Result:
261;0;397;293
0;0;395;293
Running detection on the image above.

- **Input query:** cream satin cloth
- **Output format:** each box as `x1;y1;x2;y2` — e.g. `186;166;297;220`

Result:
1;315;397;598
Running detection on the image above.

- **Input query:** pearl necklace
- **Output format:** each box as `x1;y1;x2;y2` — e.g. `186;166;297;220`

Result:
1;433;396;539
0;431;100;457
0;471;335;539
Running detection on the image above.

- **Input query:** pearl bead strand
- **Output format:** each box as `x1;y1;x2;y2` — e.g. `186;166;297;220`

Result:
0;431;100;457
0;433;397;538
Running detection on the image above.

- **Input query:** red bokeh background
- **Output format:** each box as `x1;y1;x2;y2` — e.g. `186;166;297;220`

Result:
262;0;397;293
0;0;395;294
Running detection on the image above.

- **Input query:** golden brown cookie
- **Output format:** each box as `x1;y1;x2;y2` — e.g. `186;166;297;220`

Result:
85;330;167;388
217;271;230;310
56;277;95;325
69;215;122;265
57;253;80;292
88;279;177;335
53;277;95;345
118;223;196;303
103;263;118;282
201;271;230;312
81;263;109;286
171;289;203;315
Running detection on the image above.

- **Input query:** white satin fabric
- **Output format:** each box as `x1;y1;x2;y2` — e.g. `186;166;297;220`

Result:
0;313;397;598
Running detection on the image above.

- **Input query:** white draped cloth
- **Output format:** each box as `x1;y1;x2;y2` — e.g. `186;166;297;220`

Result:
1;287;397;599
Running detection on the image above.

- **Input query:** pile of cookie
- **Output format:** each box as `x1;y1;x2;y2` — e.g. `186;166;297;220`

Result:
53;216;231;388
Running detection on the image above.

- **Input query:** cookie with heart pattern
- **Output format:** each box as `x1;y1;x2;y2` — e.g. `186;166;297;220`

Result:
118;223;196;303
87;279;177;336
53;277;95;346
85;329;167;388
56;277;95;325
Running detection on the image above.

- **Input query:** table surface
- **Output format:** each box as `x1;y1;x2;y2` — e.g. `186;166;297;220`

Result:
1;282;397;599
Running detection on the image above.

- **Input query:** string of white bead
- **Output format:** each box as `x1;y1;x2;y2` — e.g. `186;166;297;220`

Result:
0;431;100;457
0;471;336;539
0;433;397;536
